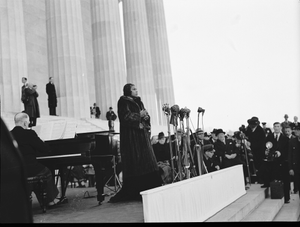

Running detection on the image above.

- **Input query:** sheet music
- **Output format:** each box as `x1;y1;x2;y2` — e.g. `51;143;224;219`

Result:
32;123;54;141
33;120;67;141
50;120;67;140
62;121;77;139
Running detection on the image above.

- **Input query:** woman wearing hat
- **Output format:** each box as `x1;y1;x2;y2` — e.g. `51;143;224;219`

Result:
214;129;241;169
109;83;162;203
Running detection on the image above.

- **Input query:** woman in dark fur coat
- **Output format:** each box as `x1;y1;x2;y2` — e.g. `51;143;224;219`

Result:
109;83;162;203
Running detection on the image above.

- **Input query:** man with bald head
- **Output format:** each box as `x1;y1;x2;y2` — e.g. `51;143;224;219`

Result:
10;112;59;208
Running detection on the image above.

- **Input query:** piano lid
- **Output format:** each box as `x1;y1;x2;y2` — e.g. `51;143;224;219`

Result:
43;136;94;156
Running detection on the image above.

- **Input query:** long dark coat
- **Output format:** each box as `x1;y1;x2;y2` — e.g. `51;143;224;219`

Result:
288;137;300;191
214;139;241;169
46;82;57;108
10;126;50;177
245;125;266;171
24;87;40;118
117;95;159;179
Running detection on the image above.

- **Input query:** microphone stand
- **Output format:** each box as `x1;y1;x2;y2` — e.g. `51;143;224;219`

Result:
179;108;190;179
170;105;183;182
162;104;175;182
242;137;251;186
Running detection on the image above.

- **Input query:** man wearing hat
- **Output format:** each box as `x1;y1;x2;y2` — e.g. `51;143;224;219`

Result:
245;116;266;184
153;132;170;162
288;125;300;197
281;114;292;136
214;129;241;169
193;128;211;147
152;132;173;184
209;128;218;144
191;128;211;175
106;107;117;131
202;144;220;173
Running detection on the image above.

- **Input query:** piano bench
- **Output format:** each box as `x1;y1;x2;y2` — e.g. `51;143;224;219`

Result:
27;175;48;213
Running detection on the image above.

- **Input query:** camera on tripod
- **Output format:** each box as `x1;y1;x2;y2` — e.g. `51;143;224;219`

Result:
265;141;275;162
197;107;205;114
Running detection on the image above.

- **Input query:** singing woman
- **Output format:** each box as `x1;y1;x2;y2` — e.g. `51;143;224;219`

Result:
109;83;162;203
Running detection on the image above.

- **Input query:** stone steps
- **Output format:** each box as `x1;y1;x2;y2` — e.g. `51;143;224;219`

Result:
273;193;300;222
241;196;284;222
206;184;300;222
206;184;266;222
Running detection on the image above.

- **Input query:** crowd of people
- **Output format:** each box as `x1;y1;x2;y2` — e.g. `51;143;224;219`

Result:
151;114;300;204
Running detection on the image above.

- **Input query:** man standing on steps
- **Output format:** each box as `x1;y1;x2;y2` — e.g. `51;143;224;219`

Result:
106;107;117;132
46;77;57;116
288;125;300;198
245;117;266;184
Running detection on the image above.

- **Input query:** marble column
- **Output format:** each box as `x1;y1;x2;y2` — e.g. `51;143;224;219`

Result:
46;0;90;118
90;0;126;118
80;0;96;105
145;0;175;125
122;0;158;125
0;0;28;113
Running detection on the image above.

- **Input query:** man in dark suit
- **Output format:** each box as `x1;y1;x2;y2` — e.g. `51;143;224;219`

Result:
46;77;57;116
262;122;272;137
106;107;117;131
10;112;59;208
245;116;266;184
262;122;290;203
21;77;28;110
288;125;300;197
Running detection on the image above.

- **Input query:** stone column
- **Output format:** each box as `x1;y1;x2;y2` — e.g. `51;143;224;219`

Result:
81;0;96;105
145;0;175;125
46;0;90;118
0;0;28;113
122;0;158;125
90;0;126;119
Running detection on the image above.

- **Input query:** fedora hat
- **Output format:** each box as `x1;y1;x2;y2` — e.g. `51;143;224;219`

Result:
195;128;204;134
211;128;218;134
215;129;226;136
247;116;260;125
158;132;165;139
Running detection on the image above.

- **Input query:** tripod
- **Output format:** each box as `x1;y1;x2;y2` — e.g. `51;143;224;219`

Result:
103;155;122;195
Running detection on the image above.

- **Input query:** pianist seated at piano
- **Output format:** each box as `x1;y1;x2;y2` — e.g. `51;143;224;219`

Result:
10;112;60;209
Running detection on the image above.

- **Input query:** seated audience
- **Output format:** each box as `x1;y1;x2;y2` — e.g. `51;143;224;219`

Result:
214;129;241;169
202;144;220;173
152;132;172;184
10;112;60;208
191;128;211;175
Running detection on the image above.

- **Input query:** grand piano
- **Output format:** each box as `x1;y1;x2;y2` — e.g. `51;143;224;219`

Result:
37;130;120;204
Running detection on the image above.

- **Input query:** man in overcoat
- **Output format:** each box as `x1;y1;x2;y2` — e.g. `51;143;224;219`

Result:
288;125;300;197
46;77;57;116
